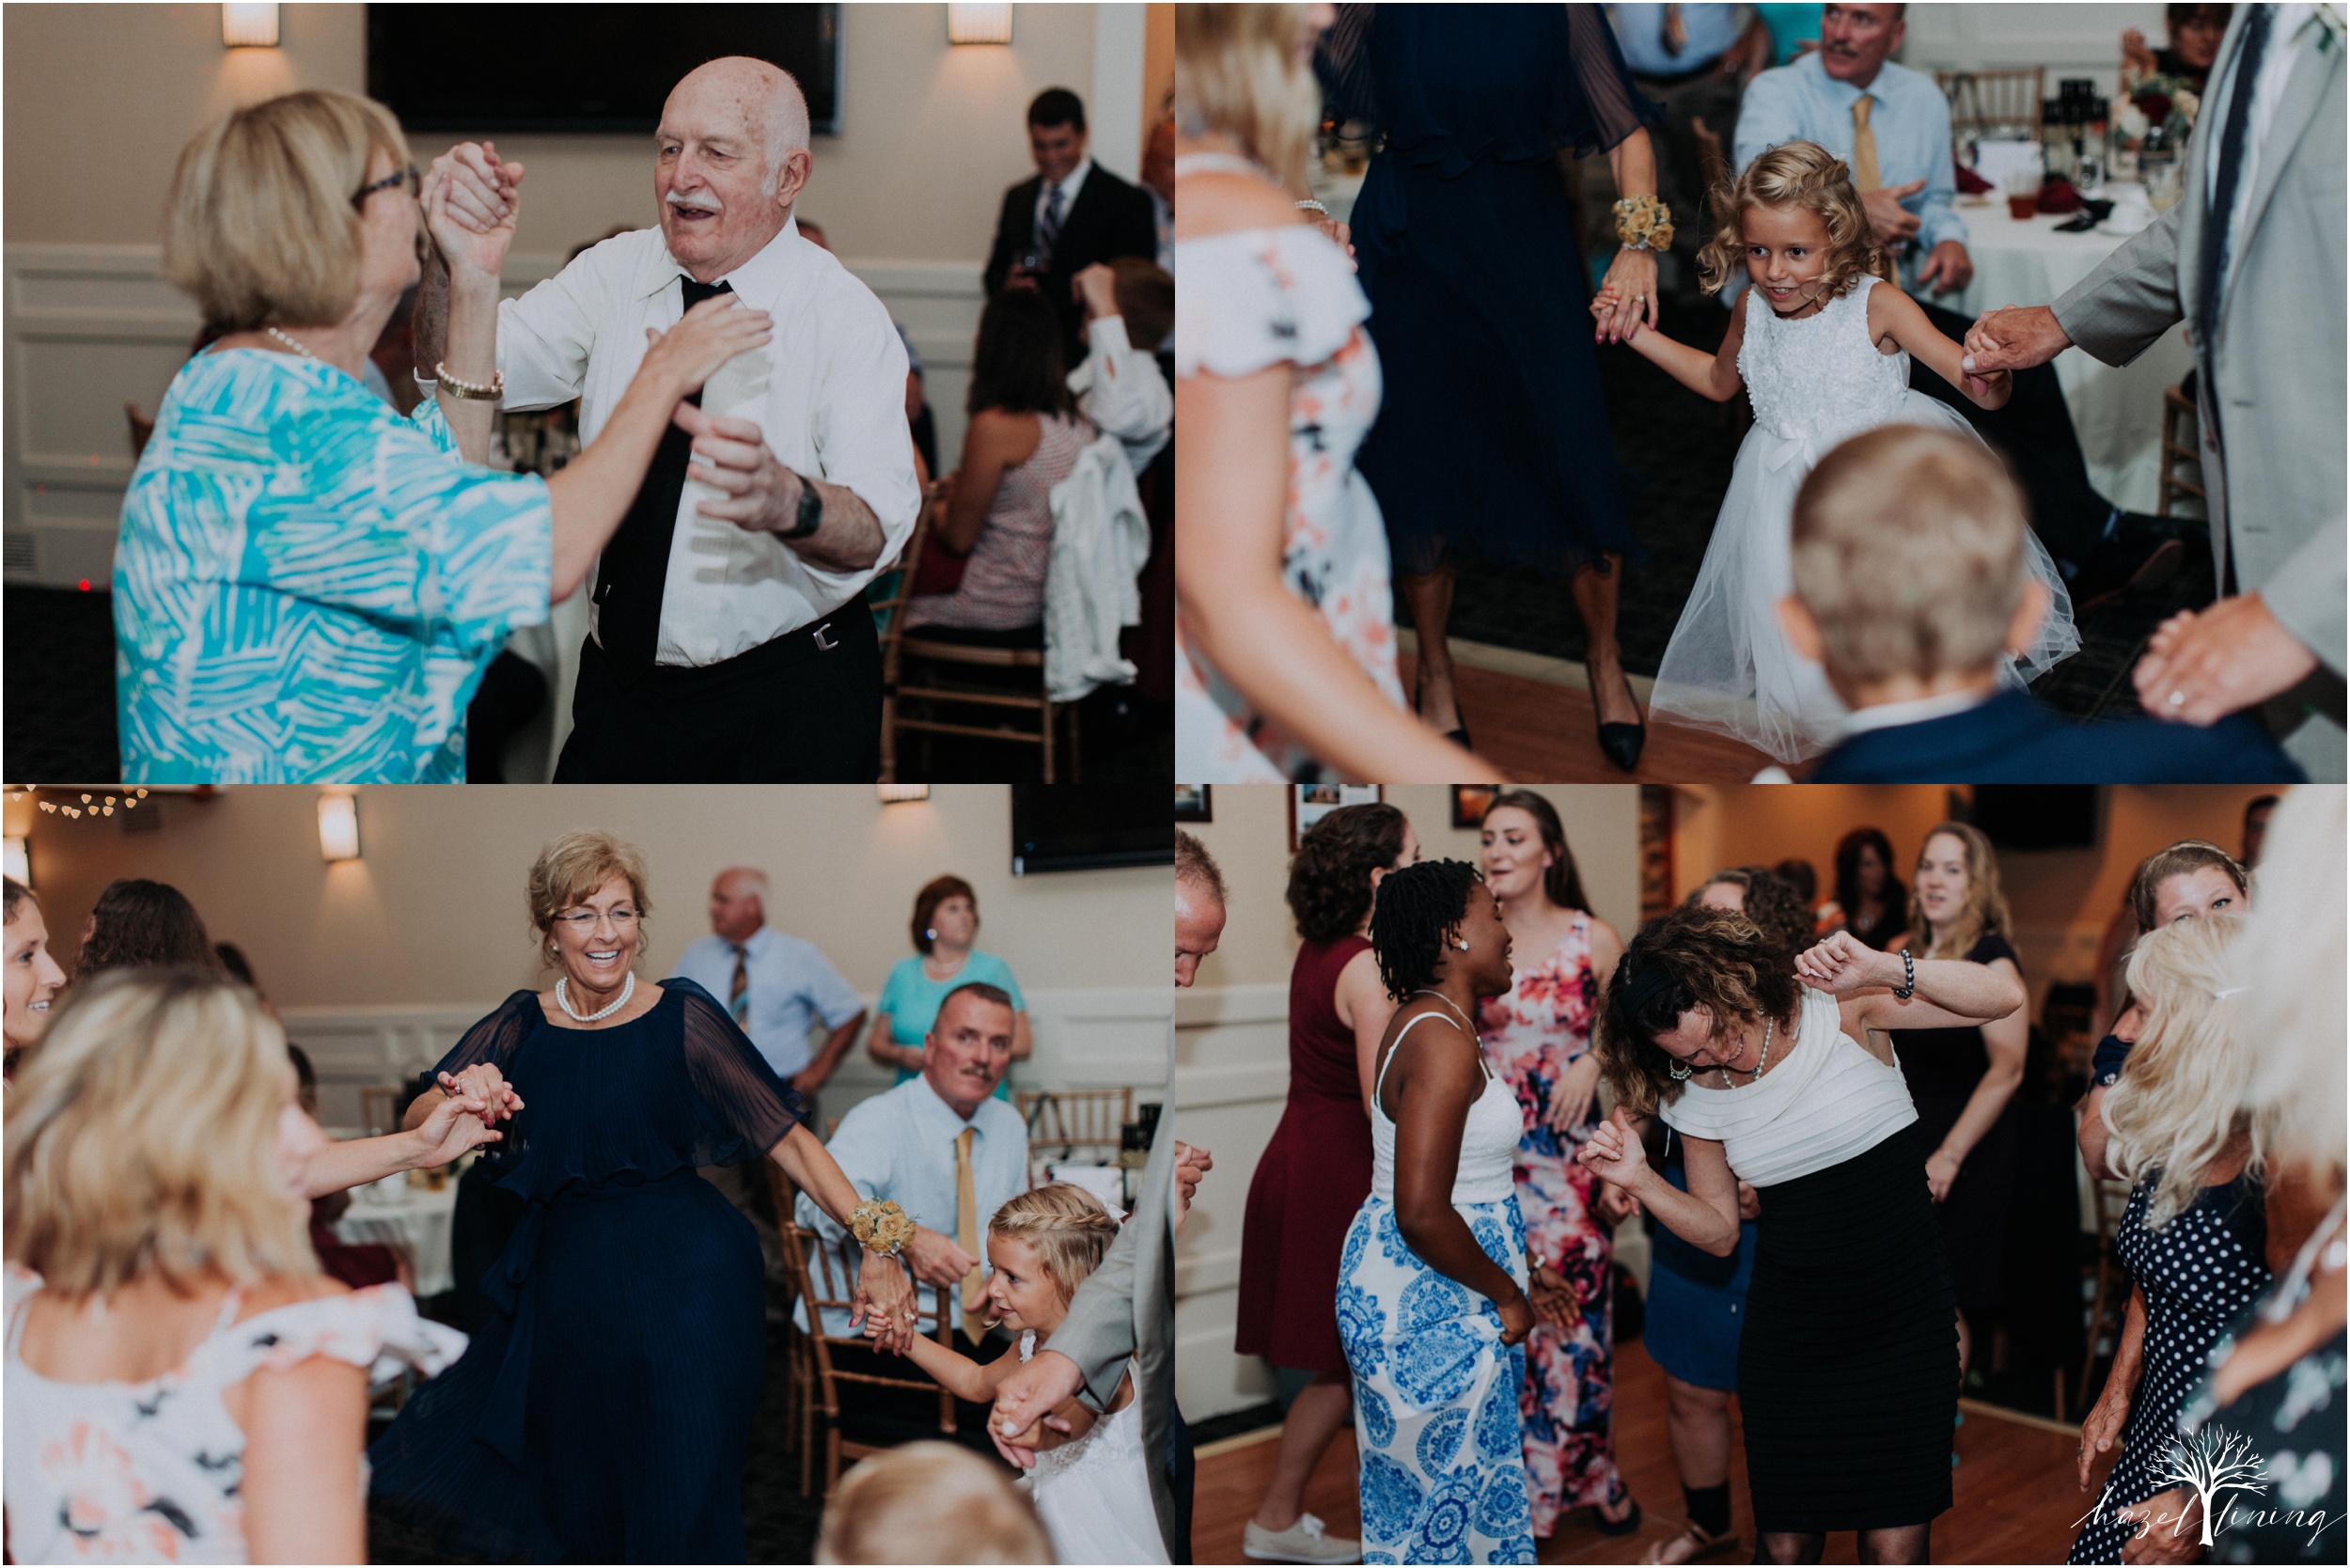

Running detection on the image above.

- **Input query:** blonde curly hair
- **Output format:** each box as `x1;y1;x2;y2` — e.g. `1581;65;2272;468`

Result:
2103;914;2258;1230
1696;140;1892;299
989;1182;1122;1305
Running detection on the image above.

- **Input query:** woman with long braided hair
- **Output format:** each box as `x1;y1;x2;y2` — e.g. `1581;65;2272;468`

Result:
1338;858;1574;1563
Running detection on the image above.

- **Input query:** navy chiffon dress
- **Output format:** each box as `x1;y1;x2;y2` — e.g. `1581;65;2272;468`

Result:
1323;3;1655;578
368;979;803;1562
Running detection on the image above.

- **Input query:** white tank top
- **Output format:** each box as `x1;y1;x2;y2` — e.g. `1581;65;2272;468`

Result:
1371;1007;1523;1205
1656;984;1919;1186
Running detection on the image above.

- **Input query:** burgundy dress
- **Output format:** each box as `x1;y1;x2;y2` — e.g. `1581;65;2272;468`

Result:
1236;934;1377;1374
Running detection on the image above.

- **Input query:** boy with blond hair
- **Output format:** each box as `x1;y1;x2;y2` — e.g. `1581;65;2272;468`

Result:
1781;425;2299;781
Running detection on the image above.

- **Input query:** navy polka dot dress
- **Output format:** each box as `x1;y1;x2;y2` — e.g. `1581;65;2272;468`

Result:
2069;1173;2270;1563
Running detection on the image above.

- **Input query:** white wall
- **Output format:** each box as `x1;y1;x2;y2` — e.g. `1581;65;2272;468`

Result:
1902;3;2170;98
2;4;1151;588
1174;785;1646;1421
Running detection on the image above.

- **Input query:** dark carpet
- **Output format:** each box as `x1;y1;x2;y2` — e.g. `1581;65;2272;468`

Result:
3;586;1170;784
1411;298;2213;723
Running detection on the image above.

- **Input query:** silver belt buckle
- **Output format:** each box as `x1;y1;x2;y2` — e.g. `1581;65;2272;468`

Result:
811;621;837;651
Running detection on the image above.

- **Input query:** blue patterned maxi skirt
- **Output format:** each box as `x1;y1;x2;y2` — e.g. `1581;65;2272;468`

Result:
1339;1195;1537;1564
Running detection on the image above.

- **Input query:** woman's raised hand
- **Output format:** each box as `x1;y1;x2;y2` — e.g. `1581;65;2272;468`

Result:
1794;931;1894;996
437;1065;521;1121
424;142;523;285
639;296;774;401
411;1090;506;1166
1574;1106;1650;1191
851;1250;918;1356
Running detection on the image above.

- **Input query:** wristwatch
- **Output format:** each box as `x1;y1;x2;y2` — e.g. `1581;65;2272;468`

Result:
780;471;822;540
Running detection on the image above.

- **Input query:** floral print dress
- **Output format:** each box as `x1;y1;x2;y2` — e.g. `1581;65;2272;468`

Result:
4;1270;463;1563
1172;222;1407;782
1478;914;1627;1533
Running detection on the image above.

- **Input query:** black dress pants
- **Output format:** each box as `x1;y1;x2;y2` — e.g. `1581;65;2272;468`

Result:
1911;299;2114;571
554;606;882;782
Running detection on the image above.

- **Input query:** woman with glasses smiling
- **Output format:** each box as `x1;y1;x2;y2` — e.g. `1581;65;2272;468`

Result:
116;88;773;783
368;829;915;1561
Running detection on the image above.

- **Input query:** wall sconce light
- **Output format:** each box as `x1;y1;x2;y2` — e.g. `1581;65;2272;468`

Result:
948;4;1013;45
318;791;360;862
2;837;27;889
222;3;279;49
878;785;932;804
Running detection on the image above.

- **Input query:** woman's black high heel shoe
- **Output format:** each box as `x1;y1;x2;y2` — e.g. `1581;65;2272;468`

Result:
1415;677;1471;752
1587;662;1645;772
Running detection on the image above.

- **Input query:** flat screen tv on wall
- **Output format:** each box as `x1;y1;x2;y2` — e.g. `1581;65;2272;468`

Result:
367;5;842;135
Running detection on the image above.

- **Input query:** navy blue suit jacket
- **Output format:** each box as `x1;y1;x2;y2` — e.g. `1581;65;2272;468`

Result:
1810;689;2305;783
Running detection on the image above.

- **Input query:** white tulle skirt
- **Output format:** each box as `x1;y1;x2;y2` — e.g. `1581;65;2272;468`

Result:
1647;400;2079;764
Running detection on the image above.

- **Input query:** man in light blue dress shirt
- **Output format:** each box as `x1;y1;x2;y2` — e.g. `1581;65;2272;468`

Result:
670;866;867;1095
797;984;1028;1446
1736;3;2185;605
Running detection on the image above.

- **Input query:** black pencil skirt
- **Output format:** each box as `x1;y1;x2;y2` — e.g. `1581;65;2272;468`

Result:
1738;1122;1960;1534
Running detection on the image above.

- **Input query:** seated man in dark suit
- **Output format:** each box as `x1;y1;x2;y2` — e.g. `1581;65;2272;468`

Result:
982;87;1159;367
1783;425;2301;784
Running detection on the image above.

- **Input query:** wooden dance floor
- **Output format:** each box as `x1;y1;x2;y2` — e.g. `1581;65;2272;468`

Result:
1392;644;1776;783
1193;1340;2108;1564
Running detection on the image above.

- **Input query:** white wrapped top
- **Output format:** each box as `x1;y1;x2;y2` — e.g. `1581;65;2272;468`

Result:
1656;985;1919;1186
4;1270;465;1564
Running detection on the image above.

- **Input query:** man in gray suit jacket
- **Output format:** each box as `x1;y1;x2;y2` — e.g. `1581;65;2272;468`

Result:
988;833;1221;1560
1964;3;2345;779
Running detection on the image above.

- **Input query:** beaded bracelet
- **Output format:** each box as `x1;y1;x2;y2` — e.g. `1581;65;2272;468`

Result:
850;1198;915;1257
1892;949;1917;1000
1613;194;1674;253
433;362;505;401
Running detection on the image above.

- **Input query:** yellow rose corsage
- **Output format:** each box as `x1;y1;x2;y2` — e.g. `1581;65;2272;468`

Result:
1613;194;1674;253
850;1198;915;1257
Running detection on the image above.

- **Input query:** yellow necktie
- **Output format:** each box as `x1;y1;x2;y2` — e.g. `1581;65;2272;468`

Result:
955;1127;988;1343
1851;95;1882;194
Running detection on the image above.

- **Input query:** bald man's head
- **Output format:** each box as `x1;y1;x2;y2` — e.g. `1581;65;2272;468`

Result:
656;56;815;280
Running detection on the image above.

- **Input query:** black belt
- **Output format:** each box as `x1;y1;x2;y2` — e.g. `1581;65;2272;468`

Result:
593;610;870;695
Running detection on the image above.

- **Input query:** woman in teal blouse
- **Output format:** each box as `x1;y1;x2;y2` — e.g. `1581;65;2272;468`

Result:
870;874;1031;1101
116;90;769;783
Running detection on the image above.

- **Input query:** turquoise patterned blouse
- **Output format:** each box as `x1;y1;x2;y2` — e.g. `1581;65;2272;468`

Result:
115;350;553;783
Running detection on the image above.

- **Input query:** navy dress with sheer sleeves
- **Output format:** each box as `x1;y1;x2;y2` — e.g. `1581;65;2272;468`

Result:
368;979;805;1562
1321;3;1656;579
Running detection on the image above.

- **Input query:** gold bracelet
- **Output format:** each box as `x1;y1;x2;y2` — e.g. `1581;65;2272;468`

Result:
1612;194;1675;253
433;361;505;401
850;1198;915;1257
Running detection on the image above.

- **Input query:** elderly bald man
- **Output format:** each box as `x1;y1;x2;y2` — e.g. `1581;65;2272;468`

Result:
421;58;918;782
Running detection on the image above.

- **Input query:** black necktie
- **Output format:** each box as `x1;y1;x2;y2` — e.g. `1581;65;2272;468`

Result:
2199;4;2274;353
596;276;731;680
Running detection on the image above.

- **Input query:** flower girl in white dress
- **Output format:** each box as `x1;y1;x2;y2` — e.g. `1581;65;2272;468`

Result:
878;1183;1170;1564
1596;140;2077;763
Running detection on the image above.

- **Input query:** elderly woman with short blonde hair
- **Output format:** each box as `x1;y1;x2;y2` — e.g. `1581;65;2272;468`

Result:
4;968;464;1564
368;828;916;1561
117;89;773;783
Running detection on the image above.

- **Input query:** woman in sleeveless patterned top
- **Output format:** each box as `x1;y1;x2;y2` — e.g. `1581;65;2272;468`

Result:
1594;140;2076;762
1173;5;1487;783
907;289;1095;638
1344;860;1577;1564
1474;793;1637;1539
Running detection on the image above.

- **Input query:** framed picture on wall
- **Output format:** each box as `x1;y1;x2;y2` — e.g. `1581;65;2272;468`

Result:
1173;785;1212;823
1291;784;1382;848
1450;785;1500;829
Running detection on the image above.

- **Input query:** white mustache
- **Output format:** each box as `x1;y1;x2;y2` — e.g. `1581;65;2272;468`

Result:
666;189;724;213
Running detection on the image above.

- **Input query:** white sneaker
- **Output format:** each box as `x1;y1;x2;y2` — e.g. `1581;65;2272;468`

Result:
1243;1513;1361;1564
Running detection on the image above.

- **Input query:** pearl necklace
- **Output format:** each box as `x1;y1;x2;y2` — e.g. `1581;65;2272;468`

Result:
1717;1014;1774;1088
556;970;634;1024
1410;988;1481;1045
263;325;319;360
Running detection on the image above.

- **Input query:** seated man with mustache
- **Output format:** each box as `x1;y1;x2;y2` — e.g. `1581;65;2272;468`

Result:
793;982;1030;1449
420;56;919;782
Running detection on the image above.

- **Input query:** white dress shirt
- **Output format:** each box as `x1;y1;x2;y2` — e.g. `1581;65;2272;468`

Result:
669;923;866;1078
494;218;919;666
1034;156;1094;250
1066;316;1173;474
794;1073;1029;1336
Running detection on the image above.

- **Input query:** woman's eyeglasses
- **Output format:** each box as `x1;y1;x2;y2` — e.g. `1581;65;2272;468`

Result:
555;908;642;930
352;164;421;209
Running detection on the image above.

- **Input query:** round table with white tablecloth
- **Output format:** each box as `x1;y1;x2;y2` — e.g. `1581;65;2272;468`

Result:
335;1172;460;1297
1950;196;2200;516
